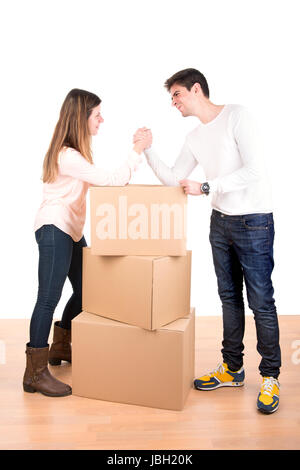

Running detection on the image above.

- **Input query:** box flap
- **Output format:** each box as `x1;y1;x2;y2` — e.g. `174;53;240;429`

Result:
85;247;164;261
74;310;194;334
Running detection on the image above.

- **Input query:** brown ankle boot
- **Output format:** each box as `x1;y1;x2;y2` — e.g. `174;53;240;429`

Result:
49;321;71;366
23;344;72;397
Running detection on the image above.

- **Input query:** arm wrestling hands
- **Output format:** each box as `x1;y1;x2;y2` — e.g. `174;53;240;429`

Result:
132;127;153;154
133;127;206;196
133;127;153;151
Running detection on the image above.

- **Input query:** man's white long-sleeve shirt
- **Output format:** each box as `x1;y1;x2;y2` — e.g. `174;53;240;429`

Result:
144;104;273;216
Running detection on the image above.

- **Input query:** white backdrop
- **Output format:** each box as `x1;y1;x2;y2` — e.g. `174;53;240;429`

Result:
0;0;299;319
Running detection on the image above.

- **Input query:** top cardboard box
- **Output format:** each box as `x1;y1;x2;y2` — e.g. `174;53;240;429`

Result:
90;185;187;255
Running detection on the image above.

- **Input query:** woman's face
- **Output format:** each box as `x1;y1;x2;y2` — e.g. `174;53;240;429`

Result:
88;104;104;136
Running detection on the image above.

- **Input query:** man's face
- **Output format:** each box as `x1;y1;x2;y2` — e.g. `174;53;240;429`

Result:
170;83;198;117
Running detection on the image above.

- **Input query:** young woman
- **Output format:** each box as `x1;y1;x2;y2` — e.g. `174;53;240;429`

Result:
23;88;144;397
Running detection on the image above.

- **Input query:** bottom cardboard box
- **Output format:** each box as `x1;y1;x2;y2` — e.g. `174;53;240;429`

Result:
72;308;195;411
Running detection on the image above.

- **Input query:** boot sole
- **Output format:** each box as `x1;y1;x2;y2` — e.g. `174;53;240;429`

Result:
23;383;72;397
49;358;72;366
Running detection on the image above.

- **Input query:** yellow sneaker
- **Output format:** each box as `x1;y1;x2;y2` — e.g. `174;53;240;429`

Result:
194;362;245;390
257;376;280;414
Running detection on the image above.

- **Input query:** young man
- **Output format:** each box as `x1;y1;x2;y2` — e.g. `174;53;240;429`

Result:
134;68;281;414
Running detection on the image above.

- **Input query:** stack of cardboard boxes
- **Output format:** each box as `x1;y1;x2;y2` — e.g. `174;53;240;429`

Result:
72;185;195;411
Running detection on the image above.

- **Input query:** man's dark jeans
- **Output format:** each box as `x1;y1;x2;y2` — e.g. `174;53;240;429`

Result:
209;209;281;378
30;224;87;348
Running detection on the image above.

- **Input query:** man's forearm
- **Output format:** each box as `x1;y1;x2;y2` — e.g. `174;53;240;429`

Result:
144;148;181;186
144;142;198;186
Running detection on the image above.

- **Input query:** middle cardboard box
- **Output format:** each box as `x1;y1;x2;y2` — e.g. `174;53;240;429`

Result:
82;247;192;330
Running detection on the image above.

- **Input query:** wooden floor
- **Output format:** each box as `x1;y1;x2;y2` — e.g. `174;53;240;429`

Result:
0;315;299;450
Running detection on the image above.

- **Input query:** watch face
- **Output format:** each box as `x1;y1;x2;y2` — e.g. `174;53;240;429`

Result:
202;183;210;193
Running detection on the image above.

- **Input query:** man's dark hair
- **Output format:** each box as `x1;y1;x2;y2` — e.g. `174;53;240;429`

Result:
164;68;209;98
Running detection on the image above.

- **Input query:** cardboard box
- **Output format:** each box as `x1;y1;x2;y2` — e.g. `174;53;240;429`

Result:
82;247;192;330
90;185;187;255
72;308;195;411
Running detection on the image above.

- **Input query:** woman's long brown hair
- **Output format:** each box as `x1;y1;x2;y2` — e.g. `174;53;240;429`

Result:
42;89;101;183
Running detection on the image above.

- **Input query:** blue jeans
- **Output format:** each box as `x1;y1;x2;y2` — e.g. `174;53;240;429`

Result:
29;224;87;348
209;210;281;378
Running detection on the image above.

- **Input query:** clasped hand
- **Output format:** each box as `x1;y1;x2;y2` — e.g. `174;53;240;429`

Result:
133;127;152;153
179;179;203;196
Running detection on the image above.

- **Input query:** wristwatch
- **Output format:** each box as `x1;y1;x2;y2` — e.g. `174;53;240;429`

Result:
201;182;210;196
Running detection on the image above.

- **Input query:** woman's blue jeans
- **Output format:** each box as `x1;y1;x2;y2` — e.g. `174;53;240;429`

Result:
29;224;87;348
209;210;281;378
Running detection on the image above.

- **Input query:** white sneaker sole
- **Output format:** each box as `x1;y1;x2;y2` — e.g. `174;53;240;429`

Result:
195;381;244;391
257;403;279;414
